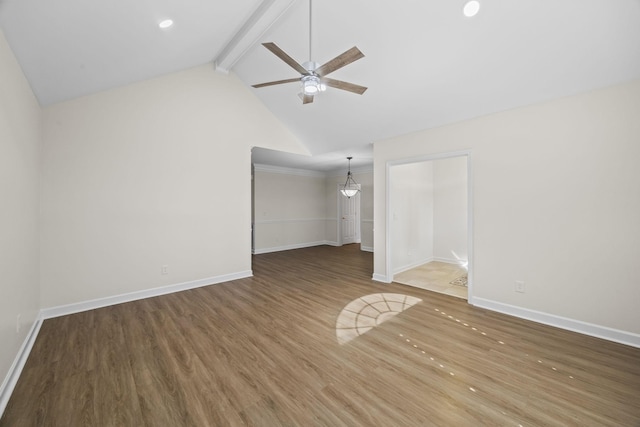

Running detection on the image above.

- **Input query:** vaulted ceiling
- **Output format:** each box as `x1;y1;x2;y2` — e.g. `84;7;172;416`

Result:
1;0;639;170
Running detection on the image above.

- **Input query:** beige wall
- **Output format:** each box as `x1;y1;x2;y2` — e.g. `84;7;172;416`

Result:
0;29;41;399
374;79;640;336
40;65;306;308
253;167;326;253
390;162;434;273
433;156;468;263
253;167;374;253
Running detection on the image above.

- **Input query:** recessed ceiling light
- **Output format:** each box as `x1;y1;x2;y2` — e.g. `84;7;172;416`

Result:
159;19;173;29
463;0;480;17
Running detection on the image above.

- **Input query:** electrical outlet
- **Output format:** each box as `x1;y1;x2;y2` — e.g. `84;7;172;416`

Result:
16;314;21;334
161;265;168;275
515;280;525;293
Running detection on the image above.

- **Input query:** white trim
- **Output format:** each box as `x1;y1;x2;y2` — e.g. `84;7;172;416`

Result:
385;150;474;297
466;151;475;305
327;165;373;177
252;240;334;254
432;256;466;265
337;183;342;246
392;256;465;268
393;257;434;275
360;245;373;252
387;150;473;166
254;218;329;225
385;160;392;283
253;163;326;177
372;273;391;283
473;297;640;349
40;271;252;320
0;315;43;417
253;163;374;178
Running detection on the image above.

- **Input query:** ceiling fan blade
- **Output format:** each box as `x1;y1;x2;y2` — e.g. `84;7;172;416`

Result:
252;78;301;89
262;42;309;75
302;94;314;104
323;78;367;95
315;47;364;77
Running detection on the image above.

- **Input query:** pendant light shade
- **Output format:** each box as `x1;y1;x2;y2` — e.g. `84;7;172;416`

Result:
340;157;360;198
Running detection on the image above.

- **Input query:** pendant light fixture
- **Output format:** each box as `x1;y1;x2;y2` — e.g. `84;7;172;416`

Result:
340;157;360;198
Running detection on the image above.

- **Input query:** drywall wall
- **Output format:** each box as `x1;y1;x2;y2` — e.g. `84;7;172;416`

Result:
390;162;434;273
374;79;640;336
252;166;374;253
253;166;326;253
0;28;41;402
40;65;307;308
433;156;468;264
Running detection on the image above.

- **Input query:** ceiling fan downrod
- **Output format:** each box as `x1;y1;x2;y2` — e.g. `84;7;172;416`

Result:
308;0;313;63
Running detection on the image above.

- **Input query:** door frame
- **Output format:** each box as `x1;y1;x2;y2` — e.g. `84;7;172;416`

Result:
337;183;361;246
386;150;474;303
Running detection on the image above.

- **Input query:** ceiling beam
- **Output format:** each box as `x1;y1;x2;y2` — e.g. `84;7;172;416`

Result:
214;0;297;74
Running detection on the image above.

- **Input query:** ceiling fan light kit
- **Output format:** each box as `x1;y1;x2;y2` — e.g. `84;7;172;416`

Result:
252;0;367;104
301;75;326;95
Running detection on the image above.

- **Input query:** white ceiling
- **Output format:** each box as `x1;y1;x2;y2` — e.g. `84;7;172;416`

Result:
0;0;263;106
2;0;640;170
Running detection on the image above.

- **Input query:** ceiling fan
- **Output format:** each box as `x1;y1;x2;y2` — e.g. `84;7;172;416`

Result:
251;0;367;104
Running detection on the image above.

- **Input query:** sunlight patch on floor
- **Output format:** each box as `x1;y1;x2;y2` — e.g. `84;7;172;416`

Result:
335;293;422;345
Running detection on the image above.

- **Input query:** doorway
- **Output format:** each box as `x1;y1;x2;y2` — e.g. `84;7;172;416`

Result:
387;152;472;301
338;183;361;246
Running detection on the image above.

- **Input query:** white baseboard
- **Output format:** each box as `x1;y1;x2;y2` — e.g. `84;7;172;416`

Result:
372;273;391;283
40;270;253;320
0;315;43;417
432;256;467;265
393;257;434;275
253;241;337;254
360;245;373;253
473;297;640;349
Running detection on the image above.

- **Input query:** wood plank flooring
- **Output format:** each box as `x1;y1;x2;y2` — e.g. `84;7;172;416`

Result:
2;244;640;426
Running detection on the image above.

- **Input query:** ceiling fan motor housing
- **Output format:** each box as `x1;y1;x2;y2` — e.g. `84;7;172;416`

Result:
302;61;319;72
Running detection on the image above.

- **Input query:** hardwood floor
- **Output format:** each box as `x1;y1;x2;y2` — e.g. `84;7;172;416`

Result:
2;244;640;426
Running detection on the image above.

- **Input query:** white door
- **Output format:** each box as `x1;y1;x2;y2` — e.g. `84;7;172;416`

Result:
341;192;359;244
